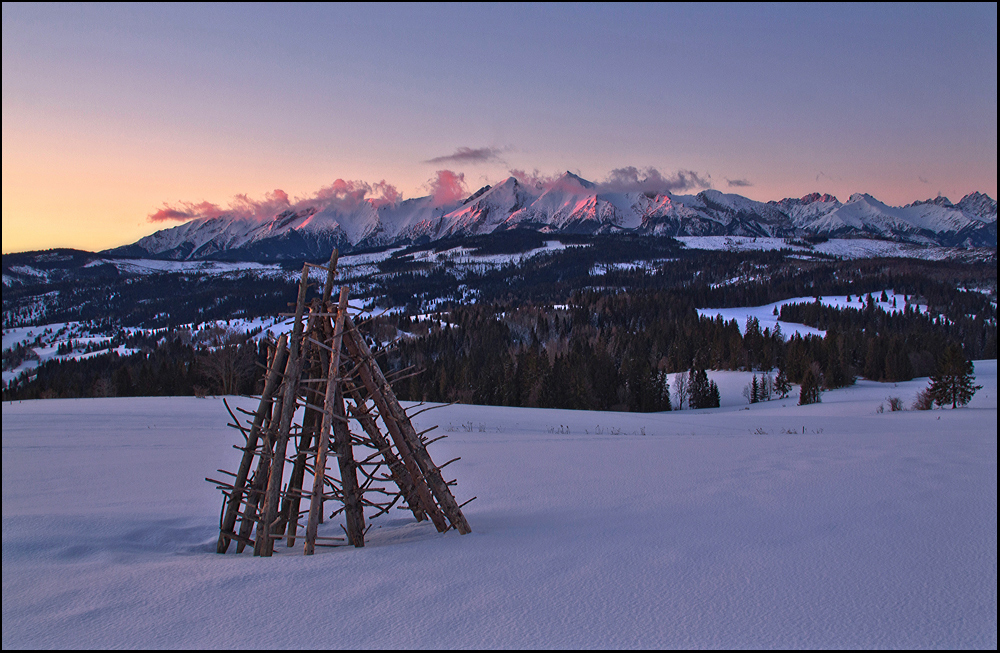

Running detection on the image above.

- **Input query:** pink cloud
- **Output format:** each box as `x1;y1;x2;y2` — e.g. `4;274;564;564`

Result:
427;170;468;204
147;165;715;224
148;180;405;224
148;200;227;222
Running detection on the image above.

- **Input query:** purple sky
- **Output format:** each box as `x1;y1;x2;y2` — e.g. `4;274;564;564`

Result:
3;3;996;252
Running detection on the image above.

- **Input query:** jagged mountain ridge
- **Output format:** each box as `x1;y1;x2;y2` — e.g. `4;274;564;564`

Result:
108;174;997;260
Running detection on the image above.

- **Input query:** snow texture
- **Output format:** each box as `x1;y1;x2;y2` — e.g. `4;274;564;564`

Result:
3;363;996;648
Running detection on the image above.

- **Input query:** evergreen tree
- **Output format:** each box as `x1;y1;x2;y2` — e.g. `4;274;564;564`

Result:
774;368;791;399
928;344;982;408
689;367;713;409
708;380;721;408
798;363;822;405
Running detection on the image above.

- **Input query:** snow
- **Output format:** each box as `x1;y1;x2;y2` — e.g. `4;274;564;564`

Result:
2;362;996;648
590;259;673;276
86;258;284;276
676;236;993;261
698;291;927;340
126;177;995;260
2;322;128;387
401;240;581;269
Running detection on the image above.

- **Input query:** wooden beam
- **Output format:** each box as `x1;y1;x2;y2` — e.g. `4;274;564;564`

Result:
342;316;453;532
346;389;427;523
343;315;471;534
217;334;287;554
305;287;352;554
257;264;310;556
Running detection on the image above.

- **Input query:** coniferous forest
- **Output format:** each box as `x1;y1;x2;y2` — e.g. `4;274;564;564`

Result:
3;237;996;410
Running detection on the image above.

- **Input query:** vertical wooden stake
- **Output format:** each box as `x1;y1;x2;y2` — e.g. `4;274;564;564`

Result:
245;389;282;553
258;264;310;556
305;287;351;554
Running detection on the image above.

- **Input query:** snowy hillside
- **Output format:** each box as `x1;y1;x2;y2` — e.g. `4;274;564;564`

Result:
106;178;997;261
696;290;927;340
3;363;995;648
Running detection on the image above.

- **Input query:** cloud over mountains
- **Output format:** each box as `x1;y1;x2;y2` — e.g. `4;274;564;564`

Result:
148;166;716;224
424;147;505;165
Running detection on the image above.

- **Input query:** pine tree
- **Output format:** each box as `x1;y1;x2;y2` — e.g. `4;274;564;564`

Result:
709;380;721;408
774;368;791;399
689;367;713;409
798;363;822;405
928;344;982;409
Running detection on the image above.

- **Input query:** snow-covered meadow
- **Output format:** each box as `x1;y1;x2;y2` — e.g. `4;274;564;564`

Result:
2;363;996;648
697;290;928;339
676;235;996;262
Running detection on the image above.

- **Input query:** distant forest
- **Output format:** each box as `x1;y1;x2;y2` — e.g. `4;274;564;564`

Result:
3;237;996;409
4;268;995;410
384;286;995;411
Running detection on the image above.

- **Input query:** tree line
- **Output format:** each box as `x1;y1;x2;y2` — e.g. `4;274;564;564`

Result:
5;263;995;410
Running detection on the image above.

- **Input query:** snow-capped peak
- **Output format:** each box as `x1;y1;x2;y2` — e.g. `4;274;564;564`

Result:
956;191;997;223
107;183;998;261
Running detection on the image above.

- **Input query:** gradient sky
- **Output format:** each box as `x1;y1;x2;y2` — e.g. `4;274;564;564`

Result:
3;3;997;254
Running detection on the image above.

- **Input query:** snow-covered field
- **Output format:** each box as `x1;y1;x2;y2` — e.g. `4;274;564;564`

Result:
677;236;995;262
2;363;996;648
697;290;927;339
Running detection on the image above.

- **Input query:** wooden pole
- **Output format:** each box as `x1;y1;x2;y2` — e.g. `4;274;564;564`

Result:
258;264;310;556
305;287;350;554
282;380;319;548
243;384;282;553
321;249;339;305
341;316;456;533
333;384;365;546
345;387;427;522
282;299;334;547
344;315;470;534
217;334;287;553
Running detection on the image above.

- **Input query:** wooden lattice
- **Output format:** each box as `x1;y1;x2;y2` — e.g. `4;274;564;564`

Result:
207;251;471;555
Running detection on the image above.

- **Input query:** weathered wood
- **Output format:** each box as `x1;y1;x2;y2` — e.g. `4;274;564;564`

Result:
219;529;254;548
321;249;339;305
282;294;340;548
301;401;352;421
258;264;311;556
212;247;473;556
282;384;319;547
342;316;450;532
406;401;458;419
239;381;284;553
343;315;471;535
332;290;366;547
217;334;287;553
305;287;350;555
333;385;365;546
346;389;427;522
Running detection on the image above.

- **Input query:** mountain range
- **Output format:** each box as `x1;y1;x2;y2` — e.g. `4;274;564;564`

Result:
109;173;997;260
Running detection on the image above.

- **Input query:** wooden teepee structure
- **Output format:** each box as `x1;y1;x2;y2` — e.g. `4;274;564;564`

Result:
208;251;471;556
